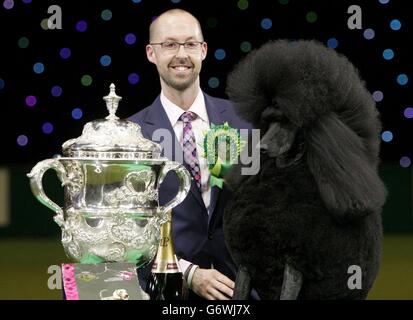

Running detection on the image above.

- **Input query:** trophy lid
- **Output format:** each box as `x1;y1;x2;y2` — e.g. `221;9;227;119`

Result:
62;83;162;159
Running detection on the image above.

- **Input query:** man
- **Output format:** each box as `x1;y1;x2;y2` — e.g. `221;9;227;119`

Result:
128;9;251;300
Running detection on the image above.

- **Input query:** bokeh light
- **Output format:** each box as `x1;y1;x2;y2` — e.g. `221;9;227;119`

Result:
261;18;272;30
72;108;83;120
1;1;411;168
3;0;14;10
101;9;112;21
238;0;249;10
383;49;394;60
372;91;384;102
51;85;63;97
125;33;136;45
397;74;408;86
81;75;93;86
363;28;375;40
400;157;411;168
42;122;54;134
128;73;140;85
240;41;252;53
40;19;49;30
18;37;29;48
208;77;220;89
306;11;318;23
76;21;88;32
327;38;338;49
100;55;112;67
33;62;45;74
60;48;71;59
381;131;393;142
25;95;37;107
17;135;28;147
404;107;413;119
214;49;226;60
390;19;401;31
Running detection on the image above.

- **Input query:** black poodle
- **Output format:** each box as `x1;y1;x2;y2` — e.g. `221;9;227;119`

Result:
223;40;387;300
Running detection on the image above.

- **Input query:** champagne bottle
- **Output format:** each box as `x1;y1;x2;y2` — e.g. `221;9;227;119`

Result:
146;210;188;300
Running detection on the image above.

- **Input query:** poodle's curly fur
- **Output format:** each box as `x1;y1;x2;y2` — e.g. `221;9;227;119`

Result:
224;40;387;299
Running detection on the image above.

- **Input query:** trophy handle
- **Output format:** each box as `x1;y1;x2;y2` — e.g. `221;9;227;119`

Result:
157;161;191;222
27;158;68;227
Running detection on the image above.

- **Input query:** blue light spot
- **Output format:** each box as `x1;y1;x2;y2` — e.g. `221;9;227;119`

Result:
383;49;394;60
100;55;112;67
0;78;4;90
72;108;83;120
171;0;181;3
17;135;28;146
131;0;141;3
400;157;411;168
33;62;45;74
214;49;226;60
60;48;71;59
327;38;338;49
379;0;390;4
363;28;375;40
372;91;384;102
51;85;63;97
42;122;54;134
128;73;140;85
404;107;413;119
208;77;220;89
125;33;136;45
397;74;408;86
390;19;401;31
381;131;393;142
261;18;272;30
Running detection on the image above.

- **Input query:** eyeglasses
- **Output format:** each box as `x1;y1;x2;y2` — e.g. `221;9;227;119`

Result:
150;41;204;53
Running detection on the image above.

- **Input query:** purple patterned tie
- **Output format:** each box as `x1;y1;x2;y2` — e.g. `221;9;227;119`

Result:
180;111;202;189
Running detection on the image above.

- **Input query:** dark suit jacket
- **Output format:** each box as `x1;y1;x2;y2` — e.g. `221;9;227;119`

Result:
128;93;252;294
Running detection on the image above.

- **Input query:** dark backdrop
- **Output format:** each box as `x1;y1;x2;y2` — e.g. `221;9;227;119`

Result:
0;0;411;235
0;0;412;165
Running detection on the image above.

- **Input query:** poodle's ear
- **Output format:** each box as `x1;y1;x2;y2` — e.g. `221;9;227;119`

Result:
306;113;387;223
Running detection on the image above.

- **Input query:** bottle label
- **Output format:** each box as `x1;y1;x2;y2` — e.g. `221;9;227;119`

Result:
152;261;181;273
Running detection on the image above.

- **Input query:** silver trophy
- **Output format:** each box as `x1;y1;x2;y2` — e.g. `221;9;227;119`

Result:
27;83;191;273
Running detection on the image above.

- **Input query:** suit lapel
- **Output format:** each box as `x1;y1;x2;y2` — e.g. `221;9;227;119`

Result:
140;96;206;211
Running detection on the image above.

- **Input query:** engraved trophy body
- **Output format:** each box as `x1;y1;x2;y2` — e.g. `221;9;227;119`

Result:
27;84;191;298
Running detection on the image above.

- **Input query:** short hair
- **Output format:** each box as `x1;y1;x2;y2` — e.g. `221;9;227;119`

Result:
149;9;204;42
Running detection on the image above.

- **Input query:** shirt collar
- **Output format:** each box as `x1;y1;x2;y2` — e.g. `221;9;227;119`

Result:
160;89;209;126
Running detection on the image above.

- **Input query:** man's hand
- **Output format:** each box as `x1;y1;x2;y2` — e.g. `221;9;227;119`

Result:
191;268;234;300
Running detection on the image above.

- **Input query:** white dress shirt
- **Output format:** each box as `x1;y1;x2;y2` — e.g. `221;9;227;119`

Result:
160;90;211;212
160;89;213;279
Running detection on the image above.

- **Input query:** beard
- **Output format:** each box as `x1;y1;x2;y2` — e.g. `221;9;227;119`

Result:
159;57;200;91
160;71;198;91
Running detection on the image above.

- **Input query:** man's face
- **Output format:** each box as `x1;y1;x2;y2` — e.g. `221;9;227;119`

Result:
146;13;207;91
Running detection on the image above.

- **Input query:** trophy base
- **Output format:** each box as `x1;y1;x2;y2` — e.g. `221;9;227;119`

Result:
61;262;149;300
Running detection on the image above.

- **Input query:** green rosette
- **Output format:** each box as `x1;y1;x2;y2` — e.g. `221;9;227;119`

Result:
201;122;245;189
